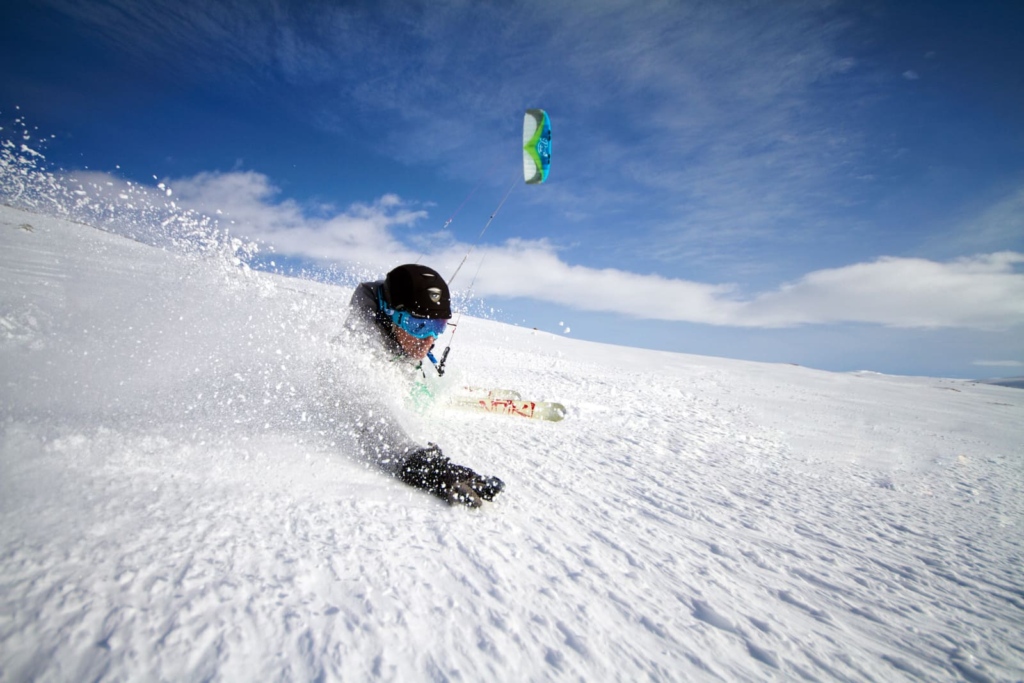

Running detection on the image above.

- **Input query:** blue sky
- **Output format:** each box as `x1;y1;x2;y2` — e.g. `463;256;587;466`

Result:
2;0;1022;378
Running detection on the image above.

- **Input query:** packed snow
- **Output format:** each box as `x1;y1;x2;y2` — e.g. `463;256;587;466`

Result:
1;201;1022;682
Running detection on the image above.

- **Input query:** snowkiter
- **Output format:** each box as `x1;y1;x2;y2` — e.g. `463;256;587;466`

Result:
344;264;504;507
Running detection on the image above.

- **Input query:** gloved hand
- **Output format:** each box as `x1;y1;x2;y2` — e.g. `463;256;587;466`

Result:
398;444;504;507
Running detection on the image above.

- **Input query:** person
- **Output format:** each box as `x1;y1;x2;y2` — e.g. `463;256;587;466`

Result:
343;263;504;508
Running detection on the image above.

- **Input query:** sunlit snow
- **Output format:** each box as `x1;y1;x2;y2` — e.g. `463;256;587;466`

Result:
1;147;1022;681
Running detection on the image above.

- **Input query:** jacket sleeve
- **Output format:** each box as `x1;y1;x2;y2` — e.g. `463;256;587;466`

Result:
319;281;425;473
345;281;402;356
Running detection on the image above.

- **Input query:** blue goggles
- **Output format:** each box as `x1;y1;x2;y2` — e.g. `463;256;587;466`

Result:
389;309;447;339
377;286;448;339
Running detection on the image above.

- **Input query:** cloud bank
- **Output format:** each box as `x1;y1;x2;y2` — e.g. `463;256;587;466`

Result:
167;171;1024;331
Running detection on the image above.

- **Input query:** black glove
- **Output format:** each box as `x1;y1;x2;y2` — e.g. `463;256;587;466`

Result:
398;444;504;507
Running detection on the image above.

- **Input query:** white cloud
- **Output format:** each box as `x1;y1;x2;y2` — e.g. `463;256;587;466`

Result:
164;171;1024;331
972;360;1023;368
902;70;920;80
465;242;1024;330
169;171;428;271
37;169;1024;332
735;253;1024;329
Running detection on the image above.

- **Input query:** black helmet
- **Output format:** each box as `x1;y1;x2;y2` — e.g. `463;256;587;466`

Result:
383;264;452;319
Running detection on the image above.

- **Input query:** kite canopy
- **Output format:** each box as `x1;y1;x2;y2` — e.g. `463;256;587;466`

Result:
523;109;551;184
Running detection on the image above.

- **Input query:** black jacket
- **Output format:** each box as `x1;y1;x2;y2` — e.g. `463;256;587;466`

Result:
347;281;397;353
337;280;423;472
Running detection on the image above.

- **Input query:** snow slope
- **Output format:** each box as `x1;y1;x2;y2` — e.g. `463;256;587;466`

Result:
1;204;1022;682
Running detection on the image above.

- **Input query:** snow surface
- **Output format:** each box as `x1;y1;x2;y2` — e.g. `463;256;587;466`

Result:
1;203;1023;682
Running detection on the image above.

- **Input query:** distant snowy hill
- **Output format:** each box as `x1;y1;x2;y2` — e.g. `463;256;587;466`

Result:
1;204;1022;681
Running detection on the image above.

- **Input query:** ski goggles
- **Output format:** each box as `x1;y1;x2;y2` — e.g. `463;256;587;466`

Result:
388;309;448;339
